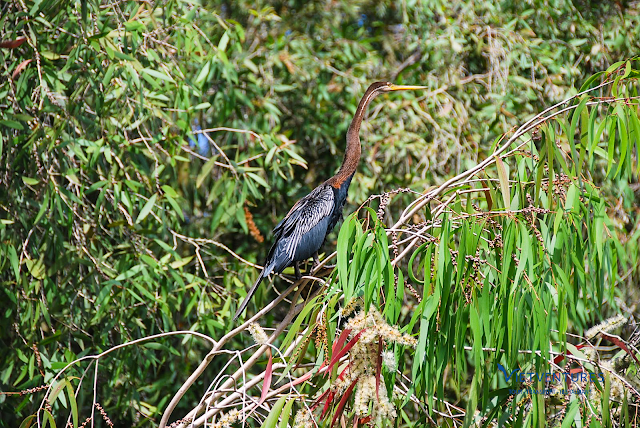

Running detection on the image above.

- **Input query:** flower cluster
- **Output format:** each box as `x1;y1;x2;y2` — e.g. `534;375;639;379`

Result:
293;408;314;428
330;306;417;424
381;350;397;372
248;322;269;345
212;409;239;428
584;314;626;341
353;374;397;424
344;306;417;347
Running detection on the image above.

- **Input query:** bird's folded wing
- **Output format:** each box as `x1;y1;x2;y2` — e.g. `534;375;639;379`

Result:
273;185;334;240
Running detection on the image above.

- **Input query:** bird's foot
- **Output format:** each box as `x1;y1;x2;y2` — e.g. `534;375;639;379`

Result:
294;262;302;280
310;252;320;272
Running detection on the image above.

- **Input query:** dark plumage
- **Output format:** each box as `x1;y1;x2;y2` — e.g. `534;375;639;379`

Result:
233;81;426;320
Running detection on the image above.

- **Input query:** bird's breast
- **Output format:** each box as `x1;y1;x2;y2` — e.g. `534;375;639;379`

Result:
335;174;354;202
327;173;353;232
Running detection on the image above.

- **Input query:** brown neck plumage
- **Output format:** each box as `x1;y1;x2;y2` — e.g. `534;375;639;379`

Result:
330;84;384;187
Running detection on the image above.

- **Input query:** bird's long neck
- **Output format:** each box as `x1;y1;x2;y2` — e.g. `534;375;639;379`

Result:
331;86;382;187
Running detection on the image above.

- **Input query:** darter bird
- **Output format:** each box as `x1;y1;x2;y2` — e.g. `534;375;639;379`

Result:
233;82;426;320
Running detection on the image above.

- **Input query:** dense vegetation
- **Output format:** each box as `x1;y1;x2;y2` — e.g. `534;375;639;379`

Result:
1;0;640;427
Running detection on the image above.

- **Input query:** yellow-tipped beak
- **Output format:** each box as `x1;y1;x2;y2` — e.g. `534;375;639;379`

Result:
387;84;428;91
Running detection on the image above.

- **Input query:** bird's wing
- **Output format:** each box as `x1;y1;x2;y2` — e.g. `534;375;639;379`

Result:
272;185;335;257
236;186;333;320
274;185;334;234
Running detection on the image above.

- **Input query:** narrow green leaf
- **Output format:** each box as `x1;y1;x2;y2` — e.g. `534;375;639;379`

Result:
42;409;56;428
195;61;211;86
218;31;230;52
569;96;589;173
279;294;321;352
279;397;295;428
0;120;24;130
18;415;35;428
136;194;158;223
247;172;270;189
614;106;628;178
578;71;605;93
196;157;217;188
66;380;78;428
495;156;510;210
22;176;39;186
8;245;19;281
141;67;175;83
337;214;357;301
606;117;616;176
603;373;611;428
605;60;625;74
262;394;289;428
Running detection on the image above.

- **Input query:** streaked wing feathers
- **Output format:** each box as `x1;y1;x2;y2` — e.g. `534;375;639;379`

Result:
272;185;334;258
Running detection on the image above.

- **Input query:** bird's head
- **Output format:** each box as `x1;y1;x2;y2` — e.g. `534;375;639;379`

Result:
371;81;428;93
349;81;427;132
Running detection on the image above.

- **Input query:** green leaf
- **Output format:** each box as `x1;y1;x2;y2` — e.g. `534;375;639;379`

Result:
42;409;56;428
195;61;211;86
25;257;46;280
247;172;270;189
279;397;295;428
614;105;628;178
559;399;580;428
603;373;611;428
66;380;78;428
578;71;605;93
22;176;39;186
0;119;24;129
141;67;175;83
495;156;510;209
218;31;230;53
279;294;321;352
18;415;35;428
41;51;61;60
7;245;19;281
337;214;357;301
136;194;158;223
113;49;135;61
196;157;217;188
262;394;288;428
605;60;625;74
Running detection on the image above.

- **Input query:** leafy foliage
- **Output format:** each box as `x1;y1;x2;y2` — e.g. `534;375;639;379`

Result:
1;0;640;427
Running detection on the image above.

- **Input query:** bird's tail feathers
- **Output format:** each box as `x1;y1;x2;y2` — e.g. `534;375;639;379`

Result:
232;270;267;321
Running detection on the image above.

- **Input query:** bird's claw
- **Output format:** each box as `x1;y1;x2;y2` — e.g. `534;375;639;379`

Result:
294;262;302;280
311;252;320;271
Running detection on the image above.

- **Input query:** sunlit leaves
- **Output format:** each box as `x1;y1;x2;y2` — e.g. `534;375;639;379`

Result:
315;60;640;427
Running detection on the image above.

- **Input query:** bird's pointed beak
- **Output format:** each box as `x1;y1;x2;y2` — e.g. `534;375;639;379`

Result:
387;84;428;91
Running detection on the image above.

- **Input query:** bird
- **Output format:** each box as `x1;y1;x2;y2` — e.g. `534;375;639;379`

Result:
188;119;211;156
233;82;427;320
